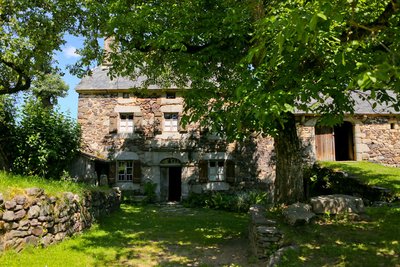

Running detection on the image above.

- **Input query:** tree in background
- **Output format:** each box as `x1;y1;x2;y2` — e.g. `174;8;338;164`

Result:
0;96;17;170
13;98;80;179
75;0;400;203
32;73;69;108
0;0;84;95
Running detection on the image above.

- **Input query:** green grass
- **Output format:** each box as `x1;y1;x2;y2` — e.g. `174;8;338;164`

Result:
0;204;250;266
277;206;400;267
0;171;96;199
320;161;400;195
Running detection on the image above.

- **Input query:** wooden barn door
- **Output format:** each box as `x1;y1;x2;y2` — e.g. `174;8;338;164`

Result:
315;126;335;161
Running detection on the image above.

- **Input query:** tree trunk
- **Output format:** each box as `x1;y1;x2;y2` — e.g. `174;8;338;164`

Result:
274;113;304;204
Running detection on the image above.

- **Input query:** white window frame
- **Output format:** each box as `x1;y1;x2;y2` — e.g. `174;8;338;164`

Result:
208;160;225;181
119;113;134;133
117;161;133;182
163;113;178;132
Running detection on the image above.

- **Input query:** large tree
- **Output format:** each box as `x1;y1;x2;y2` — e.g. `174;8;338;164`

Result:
0;0;84;95
75;0;400;203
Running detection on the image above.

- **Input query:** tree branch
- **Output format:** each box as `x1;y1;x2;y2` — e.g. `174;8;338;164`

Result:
0;58;32;95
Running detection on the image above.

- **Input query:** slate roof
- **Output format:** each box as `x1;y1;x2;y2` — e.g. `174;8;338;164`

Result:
76;66;400;115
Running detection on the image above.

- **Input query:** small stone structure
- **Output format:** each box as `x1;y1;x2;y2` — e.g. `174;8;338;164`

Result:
310;194;365;214
0;187;121;252
282;203;316;225
248;205;284;259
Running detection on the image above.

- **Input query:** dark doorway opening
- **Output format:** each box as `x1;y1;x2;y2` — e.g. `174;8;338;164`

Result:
95;161;109;184
334;121;354;161
168;167;182;201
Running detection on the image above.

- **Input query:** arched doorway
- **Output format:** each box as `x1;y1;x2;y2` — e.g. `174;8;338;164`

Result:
334;121;355;161
160;158;182;202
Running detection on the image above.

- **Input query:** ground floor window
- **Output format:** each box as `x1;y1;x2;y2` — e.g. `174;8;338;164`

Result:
118;161;133;181
208;160;225;181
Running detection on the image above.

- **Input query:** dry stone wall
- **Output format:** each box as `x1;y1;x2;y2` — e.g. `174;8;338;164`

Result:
359;117;400;166
0;187;121;252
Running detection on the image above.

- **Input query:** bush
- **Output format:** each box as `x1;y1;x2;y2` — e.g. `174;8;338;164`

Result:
183;190;269;212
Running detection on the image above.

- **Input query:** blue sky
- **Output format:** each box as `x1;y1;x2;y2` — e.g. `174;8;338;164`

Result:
54;35;86;120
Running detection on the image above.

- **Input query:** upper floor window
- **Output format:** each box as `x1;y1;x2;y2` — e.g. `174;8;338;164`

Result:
119;113;134;133
166;92;176;99
164;113;178;132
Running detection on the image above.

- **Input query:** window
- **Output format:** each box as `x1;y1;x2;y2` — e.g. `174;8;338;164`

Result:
122;93;130;99
166;92;176;99
118;161;133;181
208;161;225;181
119;113;134;133
164;113;178;132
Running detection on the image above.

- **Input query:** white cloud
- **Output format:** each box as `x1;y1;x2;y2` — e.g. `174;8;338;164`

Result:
63;46;80;58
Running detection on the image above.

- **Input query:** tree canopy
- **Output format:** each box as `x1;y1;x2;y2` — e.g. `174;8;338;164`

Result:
75;0;400;203
0;0;84;95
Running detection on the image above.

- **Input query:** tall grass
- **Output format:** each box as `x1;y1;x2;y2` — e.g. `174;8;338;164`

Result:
0;171;94;199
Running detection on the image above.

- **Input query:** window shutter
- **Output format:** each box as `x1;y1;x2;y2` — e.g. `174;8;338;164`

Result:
178;112;188;133
226;160;235;184
154;112;163;134
108;161;116;182
133;112;143;133
133;160;141;183
199;160;208;183
109;113;118;133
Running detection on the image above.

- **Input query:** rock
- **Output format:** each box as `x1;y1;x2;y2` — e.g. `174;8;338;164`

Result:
18;220;30;231
28;205;40;219
8;230;29;238
25;188;44;197
24;235;39;246
31;227;44;237
14;205;24;211
283;203;315;225
41;234;54;247
310;194;365;214
14;195;27;205
39;204;51;216
2;211;15;221
0;193;3;204
267;245;298;267
4;200;16;210
14;209;26;220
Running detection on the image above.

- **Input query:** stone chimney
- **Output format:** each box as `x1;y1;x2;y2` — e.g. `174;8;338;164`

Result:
103;36;115;67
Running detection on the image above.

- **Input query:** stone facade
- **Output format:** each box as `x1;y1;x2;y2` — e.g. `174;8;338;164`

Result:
0;188;121;252
75;66;400;201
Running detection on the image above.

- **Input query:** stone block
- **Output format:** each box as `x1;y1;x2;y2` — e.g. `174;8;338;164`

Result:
14;209;26;221
2;211;15;222
25;187;44;197
14;195;27;205
28;205;40;219
5;200;16;210
283;202;315;226
310;194;365;214
31;227;44;237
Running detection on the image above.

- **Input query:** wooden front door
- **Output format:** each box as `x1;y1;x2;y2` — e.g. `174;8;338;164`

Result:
315;126;335;161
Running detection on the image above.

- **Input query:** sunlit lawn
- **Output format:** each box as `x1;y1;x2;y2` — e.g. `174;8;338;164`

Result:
0;204;249;267
321;161;400;196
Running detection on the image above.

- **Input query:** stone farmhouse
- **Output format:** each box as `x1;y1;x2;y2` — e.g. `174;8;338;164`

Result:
74;63;400;201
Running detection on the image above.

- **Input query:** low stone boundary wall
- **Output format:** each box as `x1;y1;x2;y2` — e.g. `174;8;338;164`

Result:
0;187;121;252
248;205;284;259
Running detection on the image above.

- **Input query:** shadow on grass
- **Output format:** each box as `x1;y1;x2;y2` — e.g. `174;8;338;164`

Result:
278;206;400;267
69;204;251;266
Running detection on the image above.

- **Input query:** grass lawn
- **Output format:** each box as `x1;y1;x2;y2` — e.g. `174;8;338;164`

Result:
0;204;252;267
0;171;97;199
277;206;400;267
320;161;400;196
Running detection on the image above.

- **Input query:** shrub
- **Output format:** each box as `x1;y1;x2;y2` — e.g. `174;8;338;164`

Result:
183;190;269;212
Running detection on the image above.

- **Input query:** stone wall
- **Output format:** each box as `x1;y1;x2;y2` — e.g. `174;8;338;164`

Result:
0;187;121;252
359;117;400;166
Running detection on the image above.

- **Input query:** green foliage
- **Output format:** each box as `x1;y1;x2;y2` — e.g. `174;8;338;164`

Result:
12;98;80;179
0;0;84;95
143;181;157;203
31;73;69;107
0;96;17;168
183;190;269;212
